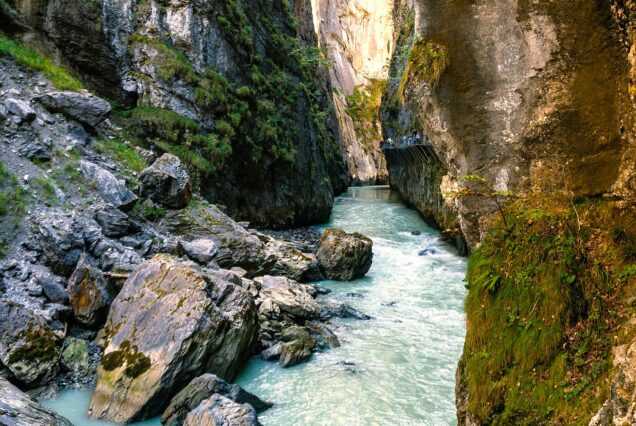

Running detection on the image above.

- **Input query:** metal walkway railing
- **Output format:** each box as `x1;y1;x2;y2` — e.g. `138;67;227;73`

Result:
381;142;439;164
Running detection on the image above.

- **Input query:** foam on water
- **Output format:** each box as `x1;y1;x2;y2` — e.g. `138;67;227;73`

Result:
42;186;467;426
236;186;467;426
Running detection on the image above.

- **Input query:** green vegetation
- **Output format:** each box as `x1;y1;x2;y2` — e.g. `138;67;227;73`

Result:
32;176;58;205
398;38;449;101
94;139;148;173
120;0;340;181
462;197;636;425
346;79;387;150
0;160;27;220
0;36;82;91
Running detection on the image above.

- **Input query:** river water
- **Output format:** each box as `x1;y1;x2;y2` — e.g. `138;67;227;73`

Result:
43;186;467;425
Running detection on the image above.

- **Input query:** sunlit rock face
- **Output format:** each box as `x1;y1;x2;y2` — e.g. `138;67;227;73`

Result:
386;0;635;247
311;0;394;184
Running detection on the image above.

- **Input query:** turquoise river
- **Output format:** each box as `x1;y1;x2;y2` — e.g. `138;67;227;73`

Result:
43;186;468;426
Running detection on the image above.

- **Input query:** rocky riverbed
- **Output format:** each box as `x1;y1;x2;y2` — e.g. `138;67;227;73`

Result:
0;58;375;425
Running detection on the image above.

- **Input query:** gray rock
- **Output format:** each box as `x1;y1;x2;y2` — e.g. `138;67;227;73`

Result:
39;275;69;304
315;228;373;281
139;154;192;209
79;161;137;211
35;91;111;129
264;238;314;282
183;394;260;426
37;213;85;276
94;205;139;238
61;337;90;373
67;254;113;327
182;239;219;264
279;326;316;368
320;303;371;321
0;377;72;426
159;201;276;277
89;255;257;423
0;300;60;386
259;342;282;360
4;98;36;124
162;374;272;426
255;275;320;320
20;140;51;162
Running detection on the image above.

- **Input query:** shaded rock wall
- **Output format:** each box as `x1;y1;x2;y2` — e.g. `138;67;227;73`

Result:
1;0;350;228
311;0;393;184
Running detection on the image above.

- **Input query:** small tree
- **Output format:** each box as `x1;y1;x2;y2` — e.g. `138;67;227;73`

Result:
445;174;515;232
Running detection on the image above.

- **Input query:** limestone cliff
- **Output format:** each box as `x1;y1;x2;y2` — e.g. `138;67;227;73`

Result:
311;0;393;184
382;0;636;424
1;0;350;228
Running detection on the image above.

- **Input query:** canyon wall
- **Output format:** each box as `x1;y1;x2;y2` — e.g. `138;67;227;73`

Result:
383;0;636;424
1;0;350;228
311;0;394;184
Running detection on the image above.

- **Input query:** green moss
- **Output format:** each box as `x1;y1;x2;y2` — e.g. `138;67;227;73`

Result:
100;340;151;378
32;176;58;205
463;198;635;425
398;38;449;100
143;205;167;222
0;160;28;241
0;36;83;91
94;139;148;173
346;79;387;151
7;325;58;365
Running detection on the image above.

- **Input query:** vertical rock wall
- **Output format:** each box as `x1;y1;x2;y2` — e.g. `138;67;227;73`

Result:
311;0;394;184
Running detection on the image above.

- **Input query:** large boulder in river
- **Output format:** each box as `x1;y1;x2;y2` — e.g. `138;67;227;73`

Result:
183;394;261;426
139;154;192;209
0;300;59;387
255;275;320;320
89;254;257;423
159;201;275;277
162;374;272;426
279;326;317;368
0;377;72;426
264;238;316;282
35;91;111;129
79;161;138;211
315;228;373;281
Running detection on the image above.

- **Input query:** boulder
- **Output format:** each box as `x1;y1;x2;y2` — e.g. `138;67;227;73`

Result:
139;154;192;209
0;377;72;426
37;272;69;304
183;394;260;426
61;337;90;373
320;303;371;321
67;254;114;327
182;239;219;264
35;91;111;129
159;201;276;277
79;161;137;211
255;275;320;320
315;228;373;281
94;205;139;238
4;98;36;124
279;326;316;368
265;238;314;282
0;300;59;386
89;255;257;423
37;213;85;276
162;374;272;426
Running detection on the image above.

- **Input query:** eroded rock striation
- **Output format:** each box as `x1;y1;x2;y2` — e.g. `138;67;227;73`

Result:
89;255;258;423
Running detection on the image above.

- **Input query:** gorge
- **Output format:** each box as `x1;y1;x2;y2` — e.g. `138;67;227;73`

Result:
0;0;635;425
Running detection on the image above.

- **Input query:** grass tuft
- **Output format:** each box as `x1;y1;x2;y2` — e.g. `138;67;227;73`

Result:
0;36;83;91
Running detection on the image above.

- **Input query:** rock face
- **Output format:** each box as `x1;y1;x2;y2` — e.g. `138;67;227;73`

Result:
89;255;257;423
383;0;636;248
139;154;192;209
4;0;350;228
183;394;260;426
35;91;111;129
4;98;36;124
311;0;393;183
0;301;59;387
94;205;140;238
315;228;373;281
162;374;272;426
67;254;113;327
79;161;137;211
0;377;72;426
